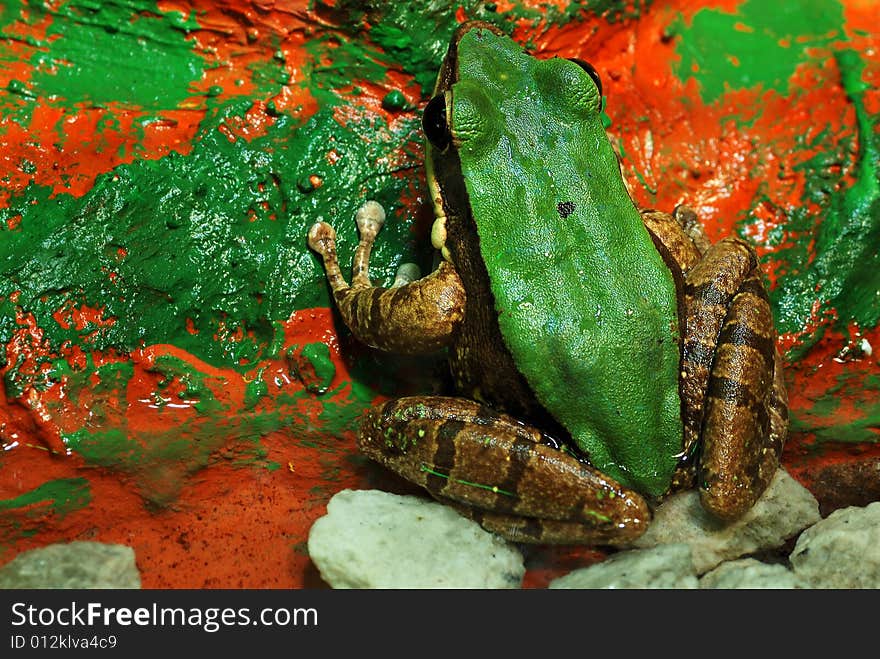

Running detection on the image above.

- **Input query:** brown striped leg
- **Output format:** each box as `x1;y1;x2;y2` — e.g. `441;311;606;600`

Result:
641;208;787;517
639;206;710;489
696;268;788;520
677;238;758;483
308;201;467;354
357;396;651;545
677;237;787;520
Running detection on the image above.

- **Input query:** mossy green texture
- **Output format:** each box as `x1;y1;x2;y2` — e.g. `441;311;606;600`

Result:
0;478;92;545
770;50;880;357
673;0;844;103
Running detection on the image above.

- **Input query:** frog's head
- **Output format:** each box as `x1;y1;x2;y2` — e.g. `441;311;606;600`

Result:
424;22;628;261
424;22;604;156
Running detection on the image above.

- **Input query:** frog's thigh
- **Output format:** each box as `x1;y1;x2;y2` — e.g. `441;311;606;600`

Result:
358;396;651;544
688;246;788;521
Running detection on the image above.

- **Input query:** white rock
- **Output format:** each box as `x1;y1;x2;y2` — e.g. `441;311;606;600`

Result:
307;489;525;588
0;542;140;589
549;543;698;589
790;501;880;588
632;468;821;573
700;558;806;589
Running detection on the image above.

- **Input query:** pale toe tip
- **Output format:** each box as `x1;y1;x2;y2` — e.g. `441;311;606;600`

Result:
392;262;421;287
308;221;336;254
355;200;386;238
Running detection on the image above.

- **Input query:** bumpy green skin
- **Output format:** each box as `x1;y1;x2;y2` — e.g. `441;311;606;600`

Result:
452;30;682;497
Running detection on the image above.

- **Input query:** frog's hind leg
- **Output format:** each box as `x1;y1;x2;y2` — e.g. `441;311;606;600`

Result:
684;239;788;521
641;206;710;270
439;501;641;546
639;206;710;486
358;396;652;545
308;201;466;354
641;208;787;518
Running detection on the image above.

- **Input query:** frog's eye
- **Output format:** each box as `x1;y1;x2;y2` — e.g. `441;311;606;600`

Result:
568;58;603;98
423;95;451;151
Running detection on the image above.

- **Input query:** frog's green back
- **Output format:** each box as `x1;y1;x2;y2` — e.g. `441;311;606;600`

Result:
453;29;683;497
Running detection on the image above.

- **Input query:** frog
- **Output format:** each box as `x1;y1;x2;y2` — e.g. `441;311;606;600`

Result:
307;21;788;545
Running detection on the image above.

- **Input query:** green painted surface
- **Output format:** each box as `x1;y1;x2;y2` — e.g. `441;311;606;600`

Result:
769;50;880;358
673;0;844;103
0;98;422;380
0;0;456;508
0;1;202;123
0;477;91;516
319;1;650;96
791;371;880;446
0;478;92;546
30;1;202;109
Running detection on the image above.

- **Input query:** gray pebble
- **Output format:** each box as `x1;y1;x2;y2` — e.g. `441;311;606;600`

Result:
307;489;525;588
0;542;140;589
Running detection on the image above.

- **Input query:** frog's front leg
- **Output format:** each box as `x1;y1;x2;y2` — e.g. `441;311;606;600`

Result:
308;201;466;354
683;238;789;521
359;396;652;545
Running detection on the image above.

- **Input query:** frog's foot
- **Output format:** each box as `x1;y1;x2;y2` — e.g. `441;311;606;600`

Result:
682;238;788;521
308;201;466;354
640;206;710;275
671;205;712;255
357;396;651;545
392;262;420;287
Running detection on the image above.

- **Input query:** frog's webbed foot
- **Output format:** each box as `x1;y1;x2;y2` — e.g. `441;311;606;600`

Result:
682;238;788;521
358;396;651;545
308;201;466;354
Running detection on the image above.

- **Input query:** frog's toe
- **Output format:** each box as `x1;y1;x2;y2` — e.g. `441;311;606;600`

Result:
355;200;386;241
307;221;337;256
392;263;421;287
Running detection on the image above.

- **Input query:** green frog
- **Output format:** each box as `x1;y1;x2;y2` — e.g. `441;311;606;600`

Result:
307;22;788;545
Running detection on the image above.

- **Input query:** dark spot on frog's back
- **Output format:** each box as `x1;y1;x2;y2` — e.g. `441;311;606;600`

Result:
557;201;575;218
